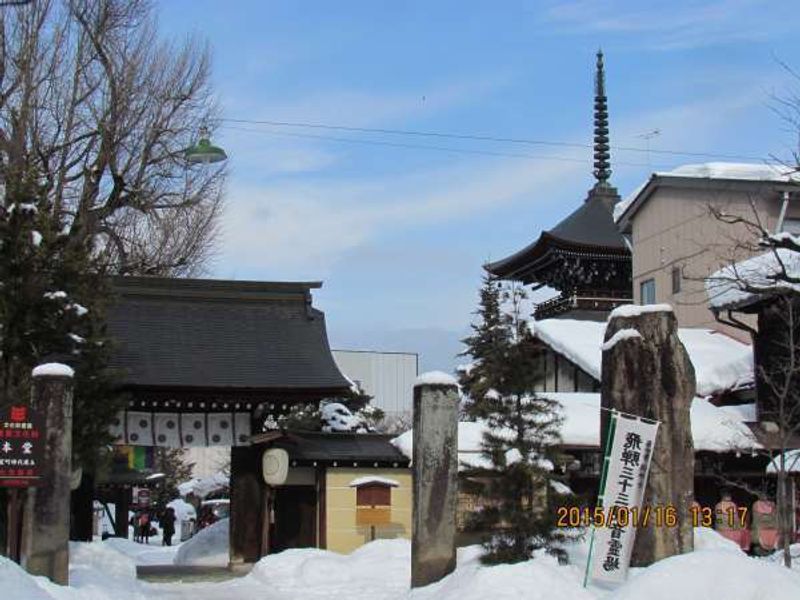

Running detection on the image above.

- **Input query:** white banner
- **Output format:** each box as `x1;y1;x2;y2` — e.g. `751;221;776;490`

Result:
587;413;659;586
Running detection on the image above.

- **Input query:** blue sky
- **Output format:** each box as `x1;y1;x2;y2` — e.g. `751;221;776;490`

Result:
158;0;800;371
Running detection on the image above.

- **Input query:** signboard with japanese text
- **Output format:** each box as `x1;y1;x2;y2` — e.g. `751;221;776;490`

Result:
586;413;659;586
0;404;45;487
136;488;151;508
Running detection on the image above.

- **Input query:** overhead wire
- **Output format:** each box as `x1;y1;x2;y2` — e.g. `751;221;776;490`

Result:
221;125;656;168
221;117;771;163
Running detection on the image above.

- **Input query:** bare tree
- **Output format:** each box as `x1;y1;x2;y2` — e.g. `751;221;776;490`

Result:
707;210;800;568
0;0;225;276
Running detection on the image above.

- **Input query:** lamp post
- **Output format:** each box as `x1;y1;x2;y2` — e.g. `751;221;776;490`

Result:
185;127;228;164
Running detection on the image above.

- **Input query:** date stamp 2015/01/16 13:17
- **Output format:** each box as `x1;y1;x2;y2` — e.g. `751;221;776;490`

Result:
556;505;748;528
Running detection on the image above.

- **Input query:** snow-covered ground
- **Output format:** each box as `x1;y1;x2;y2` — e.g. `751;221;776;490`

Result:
3;528;800;600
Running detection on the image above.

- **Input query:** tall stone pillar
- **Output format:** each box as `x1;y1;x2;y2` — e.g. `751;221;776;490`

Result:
21;363;74;585
229;445;264;567
411;372;459;588
601;307;695;566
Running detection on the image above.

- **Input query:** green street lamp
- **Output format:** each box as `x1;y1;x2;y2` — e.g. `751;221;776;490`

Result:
185;127;228;164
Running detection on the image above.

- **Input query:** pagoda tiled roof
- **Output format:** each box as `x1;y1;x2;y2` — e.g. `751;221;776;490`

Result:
485;184;629;283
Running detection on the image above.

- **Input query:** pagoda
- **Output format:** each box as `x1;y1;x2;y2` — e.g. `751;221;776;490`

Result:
485;51;631;321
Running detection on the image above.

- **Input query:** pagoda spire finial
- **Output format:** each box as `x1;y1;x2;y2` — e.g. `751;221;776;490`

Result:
593;49;611;187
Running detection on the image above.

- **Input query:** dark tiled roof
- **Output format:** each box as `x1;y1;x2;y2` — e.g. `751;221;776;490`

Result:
253;431;409;465
485;184;628;282
106;276;350;392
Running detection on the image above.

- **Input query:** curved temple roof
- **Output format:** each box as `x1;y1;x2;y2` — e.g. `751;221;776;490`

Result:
484;185;628;283
106;276;350;393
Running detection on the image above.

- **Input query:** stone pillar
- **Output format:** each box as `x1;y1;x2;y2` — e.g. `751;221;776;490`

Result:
229;445;264;567
411;372;459;589
21;363;74;585
601;307;695;566
113;487;130;538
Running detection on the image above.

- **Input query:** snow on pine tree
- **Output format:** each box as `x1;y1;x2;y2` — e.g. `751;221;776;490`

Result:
0;176;120;471
459;275;571;564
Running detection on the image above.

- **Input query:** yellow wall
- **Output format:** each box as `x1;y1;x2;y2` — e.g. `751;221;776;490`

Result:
325;468;412;554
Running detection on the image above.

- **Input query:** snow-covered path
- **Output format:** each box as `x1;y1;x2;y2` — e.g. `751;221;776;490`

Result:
4;529;800;600
144;580;268;600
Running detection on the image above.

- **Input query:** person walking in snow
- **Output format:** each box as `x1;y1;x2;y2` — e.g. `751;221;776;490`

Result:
161;507;177;546
138;511;151;544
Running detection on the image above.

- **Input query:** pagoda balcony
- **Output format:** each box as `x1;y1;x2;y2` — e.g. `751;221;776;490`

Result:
533;290;632;320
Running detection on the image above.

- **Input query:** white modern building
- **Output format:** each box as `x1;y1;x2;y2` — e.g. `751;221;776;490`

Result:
333;349;419;420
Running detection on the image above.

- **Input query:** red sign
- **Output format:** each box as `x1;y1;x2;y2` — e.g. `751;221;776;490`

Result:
0;404;45;488
137;488;151;508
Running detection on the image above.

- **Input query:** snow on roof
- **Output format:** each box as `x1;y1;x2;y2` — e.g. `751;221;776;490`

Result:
531;318;752;397
178;470;229;499
665;162;800;182
706;248;800;310
614;180;647;222
614;162;800;223
391;393;758;458
766;449;800;474
349;476;400;487
552;392;758;451
31;362;74;378
415;371;458;387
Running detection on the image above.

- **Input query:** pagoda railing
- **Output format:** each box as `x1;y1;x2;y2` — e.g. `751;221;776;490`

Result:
534;290;632;320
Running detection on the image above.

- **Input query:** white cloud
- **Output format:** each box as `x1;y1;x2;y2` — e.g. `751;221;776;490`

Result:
541;0;794;50
218;82;769;279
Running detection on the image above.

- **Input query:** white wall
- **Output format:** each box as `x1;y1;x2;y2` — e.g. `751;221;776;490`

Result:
332;350;418;419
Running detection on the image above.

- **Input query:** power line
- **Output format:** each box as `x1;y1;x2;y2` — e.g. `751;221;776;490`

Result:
221;117;770;163
221;125;656;168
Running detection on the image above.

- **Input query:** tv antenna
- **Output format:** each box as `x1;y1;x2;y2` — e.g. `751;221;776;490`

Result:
637;129;661;169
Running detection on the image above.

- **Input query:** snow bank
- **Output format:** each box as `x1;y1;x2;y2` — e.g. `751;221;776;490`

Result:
174;517;229;566
415;371;458;386
167;497;197;522
610;548;800;600
32;362;74;378
0;556;54;600
531;318;753;396
411;548;592;600
248;538;412;597
65;541;150;599
706;248;800;310
693;526;744;553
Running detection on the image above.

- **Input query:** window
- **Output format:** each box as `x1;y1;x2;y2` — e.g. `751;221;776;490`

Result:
640;278;656;305
671;266;681;294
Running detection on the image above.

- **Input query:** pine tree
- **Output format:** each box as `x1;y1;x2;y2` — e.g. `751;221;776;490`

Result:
0;176;122;470
459;275;571;564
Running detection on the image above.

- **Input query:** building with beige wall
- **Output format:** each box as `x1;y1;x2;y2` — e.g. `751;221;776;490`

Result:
616;163;800;340
250;431;411;557
325;468;411;554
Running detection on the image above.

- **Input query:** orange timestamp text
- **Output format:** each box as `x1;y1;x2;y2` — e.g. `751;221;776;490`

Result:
556;505;749;528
